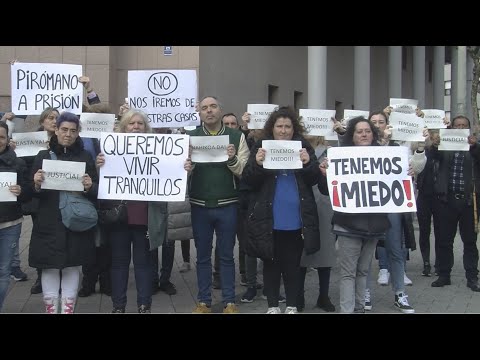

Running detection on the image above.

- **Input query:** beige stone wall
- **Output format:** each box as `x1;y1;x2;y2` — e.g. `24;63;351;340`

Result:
0;46;199;116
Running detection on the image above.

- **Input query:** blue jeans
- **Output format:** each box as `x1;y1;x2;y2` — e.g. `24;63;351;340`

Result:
377;246;407;271
0;223;22;311
110;225;152;308
191;204;237;306
383;213;407;293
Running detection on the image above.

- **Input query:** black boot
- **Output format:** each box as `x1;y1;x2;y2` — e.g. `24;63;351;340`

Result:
296;292;305;312
78;285;95;297
316;295;335;312
30;270;42;295
422;262;431;277
99;273;112;296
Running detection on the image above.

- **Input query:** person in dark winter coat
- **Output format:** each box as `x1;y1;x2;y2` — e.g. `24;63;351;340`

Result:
0;122;28;311
243;106;320;314
27;112;98;314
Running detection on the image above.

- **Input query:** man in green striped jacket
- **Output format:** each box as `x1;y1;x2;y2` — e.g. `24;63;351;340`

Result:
187;96;249;313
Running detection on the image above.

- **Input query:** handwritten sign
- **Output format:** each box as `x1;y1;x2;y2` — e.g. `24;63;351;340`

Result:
262;140;302;169
247;104;278;129
343;109;370;125
422;109;446;129
41;160;85;191
390;98;418;115
80;113;116;139
389;112;425;142
128;70;199;128
439;129;470;151
326;146;416;213
12;131;48;157
299;109;337;139
11;62;82;115
98;132;189;201
0;173;17;202
190;136;229;163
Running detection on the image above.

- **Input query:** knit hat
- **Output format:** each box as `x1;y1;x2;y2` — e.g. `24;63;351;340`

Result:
56;111;80;129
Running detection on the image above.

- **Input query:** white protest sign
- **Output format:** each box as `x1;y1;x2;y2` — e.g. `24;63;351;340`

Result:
247;104;278;129
326;146;416;213
128;70;199;128
299;109;337;139
98;132;189;202
41;160;85;191
184;125;197;131
389;112;425;142
12;131;48;157
262;140;302;169
439;129;470;151
0;173;17;202
390;98;418;114
11;63;83;115
190;135;229;163
80;113;116;139
422;109;446;129
343;109;370;125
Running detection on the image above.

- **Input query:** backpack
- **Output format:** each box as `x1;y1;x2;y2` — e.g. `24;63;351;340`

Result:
50;151;98;232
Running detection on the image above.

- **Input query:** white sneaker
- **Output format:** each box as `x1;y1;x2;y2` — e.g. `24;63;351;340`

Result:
44;297;59;314
61;297;76;314
266;306;281;314
394;292;415;314
404;273;413;286
364;288;372;311
179;262;191;273
285;306;298;314
377;269;390;285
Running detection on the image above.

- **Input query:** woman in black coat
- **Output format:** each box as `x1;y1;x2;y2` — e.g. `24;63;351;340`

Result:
27;112;98;314
242;106;320;314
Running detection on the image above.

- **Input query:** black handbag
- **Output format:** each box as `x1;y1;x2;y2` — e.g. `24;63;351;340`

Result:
97;201;128;225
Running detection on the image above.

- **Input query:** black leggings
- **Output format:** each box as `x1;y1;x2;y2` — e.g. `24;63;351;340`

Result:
299;266;331;299
263;230;303;307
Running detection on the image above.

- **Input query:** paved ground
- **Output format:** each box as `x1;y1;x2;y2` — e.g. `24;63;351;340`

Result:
2;215;480;314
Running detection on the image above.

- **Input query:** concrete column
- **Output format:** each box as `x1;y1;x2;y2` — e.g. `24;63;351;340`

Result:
433;46;445;109
466;53;474;120
413;46;426;108
308;46;327;108
388;46;402;99
354;46;370;110
453;46;467;117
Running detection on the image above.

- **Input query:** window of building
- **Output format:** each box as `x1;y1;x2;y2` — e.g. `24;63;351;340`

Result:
268;85;279;105
402;46;407;70
294;91;303;113
428;61;433;83
445;89;451;96
335;101;343;121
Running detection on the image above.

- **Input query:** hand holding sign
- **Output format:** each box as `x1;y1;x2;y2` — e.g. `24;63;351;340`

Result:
319;157;328;176
332;117;346;135
383;106;393;117
96;153;105;169
415;107;425;118
299;148;310;164
242;112;251;125
227;144;236;160
468;135;478;145
9;184;21;197
119;102;130;117
256;148;266;166
82;174;93;192
1;112;15;122
444;116;451;127
34;169;45;191
184;158;193;172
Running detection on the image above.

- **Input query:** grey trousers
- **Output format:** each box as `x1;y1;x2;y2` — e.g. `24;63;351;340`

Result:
337;235;378;313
